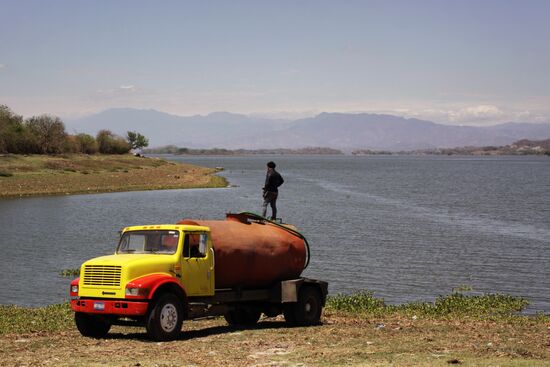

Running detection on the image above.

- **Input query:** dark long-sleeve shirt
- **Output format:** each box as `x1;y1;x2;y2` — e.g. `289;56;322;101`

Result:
264;170;284;192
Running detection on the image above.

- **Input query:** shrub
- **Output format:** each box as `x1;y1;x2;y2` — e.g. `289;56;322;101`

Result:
96;130;131;154
63;135;80;153
25;115;67;154
75;133;98;154
0;105;36;154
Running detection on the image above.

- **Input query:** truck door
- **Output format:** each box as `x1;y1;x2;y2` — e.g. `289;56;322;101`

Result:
181;232;214;296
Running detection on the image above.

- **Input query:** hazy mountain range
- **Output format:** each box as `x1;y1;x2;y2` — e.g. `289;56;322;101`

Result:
65;108;550;151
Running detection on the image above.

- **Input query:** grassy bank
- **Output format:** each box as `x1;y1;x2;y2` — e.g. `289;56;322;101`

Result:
1;293;548;366
0;154;227;198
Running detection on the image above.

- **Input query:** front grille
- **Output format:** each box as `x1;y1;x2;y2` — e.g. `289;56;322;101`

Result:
82;265;122;287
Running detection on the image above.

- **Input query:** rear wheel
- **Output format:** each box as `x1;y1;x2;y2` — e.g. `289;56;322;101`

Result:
75;312;111;338
146;293;183;341
224;308;261;326
285;286;323;326
283;304;297;325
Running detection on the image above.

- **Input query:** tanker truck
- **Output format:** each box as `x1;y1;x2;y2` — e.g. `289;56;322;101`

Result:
69;212;328;341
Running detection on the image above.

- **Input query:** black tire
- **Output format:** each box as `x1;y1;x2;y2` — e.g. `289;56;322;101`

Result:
263;304;282;318
75;312;111;338
224;308;261;326
145;293;183;341
290;286;323;326
283;304;297;325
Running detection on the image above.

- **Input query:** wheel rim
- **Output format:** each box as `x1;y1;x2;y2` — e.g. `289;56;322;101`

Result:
304;296;318;320
160;304;178;332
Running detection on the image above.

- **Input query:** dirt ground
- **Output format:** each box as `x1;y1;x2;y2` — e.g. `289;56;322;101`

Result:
1;311;548;367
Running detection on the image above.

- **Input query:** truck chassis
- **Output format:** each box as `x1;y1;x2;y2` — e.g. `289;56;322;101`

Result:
73;277;328;341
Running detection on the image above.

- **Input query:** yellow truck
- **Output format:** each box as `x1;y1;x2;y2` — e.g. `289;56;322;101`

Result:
70;213;328;341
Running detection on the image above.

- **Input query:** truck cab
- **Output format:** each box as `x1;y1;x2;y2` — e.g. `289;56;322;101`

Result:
71;224;215;339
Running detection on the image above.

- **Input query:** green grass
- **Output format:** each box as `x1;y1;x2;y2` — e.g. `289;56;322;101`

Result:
326;290;385;313
326;291;533;318
0;291;543;336
59;268;80;277
0;154;227;198
204;174;228;188
0;303;73;335
1;291;548;366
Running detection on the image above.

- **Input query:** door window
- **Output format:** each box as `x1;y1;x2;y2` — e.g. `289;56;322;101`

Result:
183;233;207;258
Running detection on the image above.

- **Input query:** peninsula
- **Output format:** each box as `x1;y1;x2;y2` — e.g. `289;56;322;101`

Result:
0;154;227;198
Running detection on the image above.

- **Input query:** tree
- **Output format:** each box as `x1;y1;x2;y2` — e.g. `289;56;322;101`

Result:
64;135;80;153
96;130;131;154
126;131;149;151
0;105;27;153
75;133;98;154
25;115;67;154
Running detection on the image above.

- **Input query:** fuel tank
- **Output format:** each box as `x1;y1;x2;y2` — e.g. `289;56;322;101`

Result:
177;213;307;289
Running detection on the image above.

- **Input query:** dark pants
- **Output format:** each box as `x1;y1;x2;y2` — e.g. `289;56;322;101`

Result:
262;191;278;219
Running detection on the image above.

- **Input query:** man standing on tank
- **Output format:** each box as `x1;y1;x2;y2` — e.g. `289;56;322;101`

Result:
262;161;284;220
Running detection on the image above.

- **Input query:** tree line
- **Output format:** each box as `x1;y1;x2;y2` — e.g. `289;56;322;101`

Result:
0;105;148;155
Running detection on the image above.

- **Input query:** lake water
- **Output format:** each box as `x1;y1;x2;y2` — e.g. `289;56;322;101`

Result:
0;155;549;313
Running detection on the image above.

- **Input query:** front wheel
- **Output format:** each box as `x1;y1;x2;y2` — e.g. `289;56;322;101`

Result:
75;312;111;338
146;293;183;341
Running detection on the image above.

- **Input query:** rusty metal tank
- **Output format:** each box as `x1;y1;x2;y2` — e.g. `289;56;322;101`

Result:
177;213;309;289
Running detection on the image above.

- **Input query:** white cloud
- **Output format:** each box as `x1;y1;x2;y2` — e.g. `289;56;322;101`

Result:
449;105;504;123
96;85;139;95
0;64;5;69
315;101;550;126
395;105;550;125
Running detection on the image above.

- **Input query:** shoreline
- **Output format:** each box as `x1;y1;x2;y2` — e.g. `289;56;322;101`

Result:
0;154;228;199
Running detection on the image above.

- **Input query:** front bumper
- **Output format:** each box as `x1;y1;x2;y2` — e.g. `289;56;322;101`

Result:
71;299;149;316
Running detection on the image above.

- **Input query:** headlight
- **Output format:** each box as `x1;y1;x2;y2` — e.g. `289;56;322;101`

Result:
125;288;139;296
125;287;149;297
71;285;78;294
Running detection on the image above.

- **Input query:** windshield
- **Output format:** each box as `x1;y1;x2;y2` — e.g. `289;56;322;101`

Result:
117;230;180;254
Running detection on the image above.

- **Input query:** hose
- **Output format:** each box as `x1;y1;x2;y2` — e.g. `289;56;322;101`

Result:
237;211;311;270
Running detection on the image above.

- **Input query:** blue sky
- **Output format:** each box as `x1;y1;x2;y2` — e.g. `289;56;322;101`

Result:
1;0;549;124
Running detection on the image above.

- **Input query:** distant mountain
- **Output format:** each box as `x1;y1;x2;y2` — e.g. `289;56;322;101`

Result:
65;108;291;149
65;109;550;151
353;138;550;156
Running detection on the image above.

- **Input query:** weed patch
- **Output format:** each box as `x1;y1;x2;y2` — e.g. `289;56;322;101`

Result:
326;291;531;318
326;291;385;313
0;303;73;335
59;268;80;277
